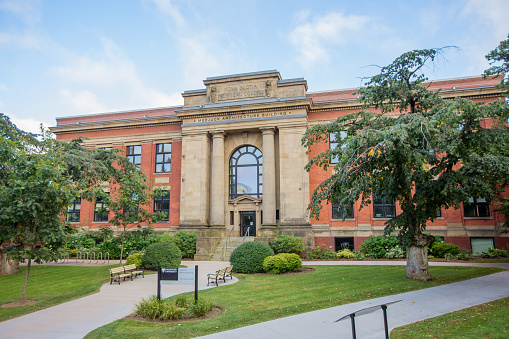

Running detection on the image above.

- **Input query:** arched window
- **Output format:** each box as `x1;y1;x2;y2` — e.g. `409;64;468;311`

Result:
229;145;262;199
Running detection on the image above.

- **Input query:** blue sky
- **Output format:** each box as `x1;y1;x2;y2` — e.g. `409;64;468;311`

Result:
1;0;508;133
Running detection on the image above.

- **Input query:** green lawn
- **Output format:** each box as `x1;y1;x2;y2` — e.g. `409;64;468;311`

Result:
391;297;509;338
0;265;115;322
85;265;502;339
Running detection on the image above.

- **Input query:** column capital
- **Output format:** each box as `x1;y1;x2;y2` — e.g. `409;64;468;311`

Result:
209;130;226;138
260;126;276;135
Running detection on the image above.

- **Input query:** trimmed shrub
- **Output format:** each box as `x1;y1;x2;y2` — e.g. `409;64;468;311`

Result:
354;251;365;260
229;241;274;273
360;235;400;259
337;248;356;259
456;250;473;260
135;295;212;320
307;246;336;259
430;242;460;258
385;246;406;259
269;235;305;255
263;253;302;274
175;231;198;258
142;241;182;269
126;253;143;267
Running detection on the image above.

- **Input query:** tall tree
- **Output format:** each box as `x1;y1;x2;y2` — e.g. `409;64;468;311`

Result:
303;49;509;280
0;114;163;301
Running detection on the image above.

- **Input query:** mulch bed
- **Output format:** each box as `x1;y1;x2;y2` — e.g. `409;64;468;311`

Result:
125;307;223;323
1;299;37;308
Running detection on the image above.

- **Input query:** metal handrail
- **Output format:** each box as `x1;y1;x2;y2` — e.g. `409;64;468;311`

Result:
243;227;250;242
221;228;235;261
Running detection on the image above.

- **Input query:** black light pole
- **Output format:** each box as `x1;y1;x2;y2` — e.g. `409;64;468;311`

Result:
157;265;161;300
194;265;198;303
381;304;389;339
350;314;356;339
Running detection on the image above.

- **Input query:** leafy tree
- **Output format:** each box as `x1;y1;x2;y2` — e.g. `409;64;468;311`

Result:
303;48;509;280
484;34;509;230
0;114;163;301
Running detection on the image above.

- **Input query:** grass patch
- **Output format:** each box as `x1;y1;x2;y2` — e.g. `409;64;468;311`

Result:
471;257;509;263
85;265;502;338
391;297;509;338
0;265;116;322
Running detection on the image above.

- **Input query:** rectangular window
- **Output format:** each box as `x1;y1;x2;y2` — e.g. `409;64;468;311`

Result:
332;204;354;219
230;211;234;226
464;197;490;217
335;237;354;251
94;197;109;222
373;196;396;218
154;192;170;221
155;143;171;173
471;237;494;256
126;145;141;165
67;198;81;222
329;131;346;164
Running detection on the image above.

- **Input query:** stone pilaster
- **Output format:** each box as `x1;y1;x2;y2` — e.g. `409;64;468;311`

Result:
210;131;225;226
261;127;277;226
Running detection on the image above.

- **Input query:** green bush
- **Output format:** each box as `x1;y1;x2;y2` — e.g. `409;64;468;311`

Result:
354;251;365;260
269;235;305;255
489;248;508;257
229;241;274;273
456;250;473;260
189;298;213;317
126;253;143;267
142;241;182;269
175;231;198;258
263;253;302;274
385;246;406;259
444;252;456;260
307;246;336;259
360;235;400;259
430;242;460;258
337;249;356;259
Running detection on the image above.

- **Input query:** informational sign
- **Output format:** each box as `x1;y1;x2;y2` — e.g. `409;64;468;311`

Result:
157;265;198;301
160;267;195;285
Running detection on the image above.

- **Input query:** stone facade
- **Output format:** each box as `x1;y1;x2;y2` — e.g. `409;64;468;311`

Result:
51;70;509;255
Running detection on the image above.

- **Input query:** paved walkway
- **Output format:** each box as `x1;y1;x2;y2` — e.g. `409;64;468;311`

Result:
199;261;509;339
0;261;237;339
1;261;508;339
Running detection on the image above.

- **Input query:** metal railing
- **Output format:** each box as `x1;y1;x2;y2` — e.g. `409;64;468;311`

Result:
221;228;235;261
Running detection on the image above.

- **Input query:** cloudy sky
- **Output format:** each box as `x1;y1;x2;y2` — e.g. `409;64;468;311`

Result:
1;0;508;133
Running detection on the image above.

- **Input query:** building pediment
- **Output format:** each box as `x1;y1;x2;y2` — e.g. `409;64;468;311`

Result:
230;195;262;204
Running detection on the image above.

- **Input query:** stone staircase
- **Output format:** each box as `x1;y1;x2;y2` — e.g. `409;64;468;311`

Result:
210;236;255;261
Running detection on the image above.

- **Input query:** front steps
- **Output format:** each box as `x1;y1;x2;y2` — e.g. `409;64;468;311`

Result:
210;237;255;261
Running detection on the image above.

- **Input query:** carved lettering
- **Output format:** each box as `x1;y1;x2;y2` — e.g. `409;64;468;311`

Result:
215;82;268;102
191;111;292;124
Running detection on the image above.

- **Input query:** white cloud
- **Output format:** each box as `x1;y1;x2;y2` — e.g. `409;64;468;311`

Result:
9;115;48;134
289;11;371;69
59;89;106;114
0;0;42;24
150;0;186;28
463;0;509;39
54;37;182;111
0;31;40;49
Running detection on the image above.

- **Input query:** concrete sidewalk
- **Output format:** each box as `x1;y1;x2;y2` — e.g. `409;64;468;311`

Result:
0;261;237;339
199;262;509;339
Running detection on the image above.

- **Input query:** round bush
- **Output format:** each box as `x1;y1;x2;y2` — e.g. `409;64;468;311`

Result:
269;235;305;255
429;242;460;258
337;248;356;259
126;253;143;267
360;235;400;259
142;242;182;269
229;241;274;273
263;253;302;274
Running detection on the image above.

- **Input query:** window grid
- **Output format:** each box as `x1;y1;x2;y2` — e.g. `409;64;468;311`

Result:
373;196;396;218
126;145;141;165
332;204;354;219
154;192;170;221
329;131;346;164
464;197;490;217
155;143;171;173
229;145;263;199
67;198;81;222
94;197;108;222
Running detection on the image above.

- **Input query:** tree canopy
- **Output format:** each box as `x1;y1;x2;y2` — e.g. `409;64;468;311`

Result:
303;48;509;280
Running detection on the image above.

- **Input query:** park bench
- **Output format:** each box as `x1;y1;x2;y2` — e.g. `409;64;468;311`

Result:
109;266;132;285
224;265;233;280
123;264;144;279
207;267;227;286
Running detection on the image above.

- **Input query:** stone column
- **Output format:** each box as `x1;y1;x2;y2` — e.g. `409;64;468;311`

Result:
261;127;277;225
210;131;225;226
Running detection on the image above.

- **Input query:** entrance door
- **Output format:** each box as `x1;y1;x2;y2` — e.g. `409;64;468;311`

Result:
241;211;256;237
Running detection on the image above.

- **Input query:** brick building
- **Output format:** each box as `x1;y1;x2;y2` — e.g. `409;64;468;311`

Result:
50;70;508;258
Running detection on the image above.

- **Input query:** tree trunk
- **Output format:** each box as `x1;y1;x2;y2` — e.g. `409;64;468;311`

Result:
20;257;31;302
0;252;19;275
406;245;433;281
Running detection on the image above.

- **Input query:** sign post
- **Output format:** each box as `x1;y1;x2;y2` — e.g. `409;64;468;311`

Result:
157;265;198;302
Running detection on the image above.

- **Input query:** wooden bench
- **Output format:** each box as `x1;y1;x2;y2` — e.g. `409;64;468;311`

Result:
207;268;227;286
123;264;144;279
109;266;132;285
224;265;233;280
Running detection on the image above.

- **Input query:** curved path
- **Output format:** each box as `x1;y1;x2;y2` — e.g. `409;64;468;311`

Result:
0;261;237;339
